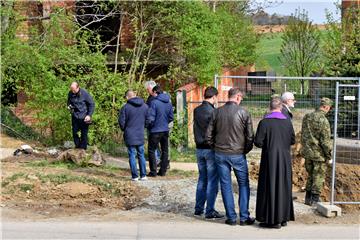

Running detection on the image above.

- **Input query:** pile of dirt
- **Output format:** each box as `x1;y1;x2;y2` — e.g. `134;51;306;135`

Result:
293;132;360;211
1;160;149;217
321;164;360;211
292;132;308;192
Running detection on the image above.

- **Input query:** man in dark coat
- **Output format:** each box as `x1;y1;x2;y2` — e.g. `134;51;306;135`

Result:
254;97;295;229
144;80;161;165
67;82;95;150
205;88;255;226
119;90;148;181
281;92;296;120
146;86;174;177
193;86;224;219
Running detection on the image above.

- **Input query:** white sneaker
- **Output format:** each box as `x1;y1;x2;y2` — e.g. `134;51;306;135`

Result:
140;176;147;181
132;177;139;181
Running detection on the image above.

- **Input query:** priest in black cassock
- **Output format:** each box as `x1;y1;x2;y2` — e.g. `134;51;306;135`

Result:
254;97;295;229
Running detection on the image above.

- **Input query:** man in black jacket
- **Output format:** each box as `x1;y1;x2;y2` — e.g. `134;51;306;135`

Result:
146;86;174;177
206;87;255;226
67;82;95;150
193;87;224;219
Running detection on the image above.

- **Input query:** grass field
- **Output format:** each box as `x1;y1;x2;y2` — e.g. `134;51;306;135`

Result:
255;30;328;76
255;32;284;75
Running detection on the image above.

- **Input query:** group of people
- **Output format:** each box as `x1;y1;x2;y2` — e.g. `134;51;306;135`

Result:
193;86;333;229
67;82;333;229
67;81;174;181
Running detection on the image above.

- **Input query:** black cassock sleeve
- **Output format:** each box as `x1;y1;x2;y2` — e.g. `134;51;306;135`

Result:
254;120;266;148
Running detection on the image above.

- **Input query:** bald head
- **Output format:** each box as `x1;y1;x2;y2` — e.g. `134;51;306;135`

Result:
70;82;80;94
125;90;136;99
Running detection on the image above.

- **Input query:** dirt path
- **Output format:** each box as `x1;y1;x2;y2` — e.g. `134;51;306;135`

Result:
1;134;359;226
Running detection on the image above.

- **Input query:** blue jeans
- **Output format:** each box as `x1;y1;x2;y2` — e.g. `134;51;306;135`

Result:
127;145;147;178
195;149;219;215
215;152;250;221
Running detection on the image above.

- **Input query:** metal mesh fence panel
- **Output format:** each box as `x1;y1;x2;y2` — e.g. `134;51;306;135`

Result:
331;83;360;205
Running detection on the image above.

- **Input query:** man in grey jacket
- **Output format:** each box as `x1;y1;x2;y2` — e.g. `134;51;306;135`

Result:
206;87;255;226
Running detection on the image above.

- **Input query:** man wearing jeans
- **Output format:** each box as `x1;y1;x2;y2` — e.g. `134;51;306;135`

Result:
146;85;173;177
193;87;224;219
67;82;95;150
206;88;255;226
119;90;148;181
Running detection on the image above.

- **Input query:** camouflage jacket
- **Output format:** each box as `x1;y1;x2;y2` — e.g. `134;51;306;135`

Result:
301;109;332;161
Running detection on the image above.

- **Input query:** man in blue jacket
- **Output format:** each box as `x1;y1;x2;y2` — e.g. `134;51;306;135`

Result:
146;86;174;177
119;90;148;181
67;82;95;150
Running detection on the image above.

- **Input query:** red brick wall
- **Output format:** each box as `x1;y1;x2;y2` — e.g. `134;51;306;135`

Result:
13;1;75;128
178;65;255;145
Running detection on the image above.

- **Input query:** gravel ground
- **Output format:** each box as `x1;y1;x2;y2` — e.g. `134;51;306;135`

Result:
134;177;313;218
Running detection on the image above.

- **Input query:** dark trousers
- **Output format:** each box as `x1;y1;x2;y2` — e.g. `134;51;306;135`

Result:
72;116;89;150
148;131;169;175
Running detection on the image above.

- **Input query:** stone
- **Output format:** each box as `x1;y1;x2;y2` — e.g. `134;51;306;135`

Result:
47;148;59;156
21;144;33;154
63;141;75;149
316;202;342;217
56;149;87;165
88;146;105;166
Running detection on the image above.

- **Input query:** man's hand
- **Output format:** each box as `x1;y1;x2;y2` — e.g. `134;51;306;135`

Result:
84;115;91;123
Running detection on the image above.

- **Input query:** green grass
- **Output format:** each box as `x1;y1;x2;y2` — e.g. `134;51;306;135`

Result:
35;173;114;190
170;148;196;162
255;33;284;74
1;172;27;187
26;160;79;169
167;169;197;178
256;30;329;76
19;183;34;192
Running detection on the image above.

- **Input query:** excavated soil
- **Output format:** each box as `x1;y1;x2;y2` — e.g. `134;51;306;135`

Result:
1;157;149;218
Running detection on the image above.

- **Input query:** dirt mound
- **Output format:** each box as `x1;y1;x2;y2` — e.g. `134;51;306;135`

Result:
56;182;99;197
1;160;149;217
293;132;360;211
292;132;308;192
321;164;360;211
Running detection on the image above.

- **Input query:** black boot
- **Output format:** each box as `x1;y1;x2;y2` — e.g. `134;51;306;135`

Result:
311;193;320;206
304;191;313;206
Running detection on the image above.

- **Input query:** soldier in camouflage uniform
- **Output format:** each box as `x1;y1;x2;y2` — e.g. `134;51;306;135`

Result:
301;97;333;206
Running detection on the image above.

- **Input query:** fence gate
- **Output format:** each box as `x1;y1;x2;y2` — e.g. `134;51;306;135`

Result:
331;82;360;205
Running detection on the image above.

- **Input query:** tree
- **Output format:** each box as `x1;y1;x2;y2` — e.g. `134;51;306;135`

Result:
279;9;321;94
322;6;360;139
322;6;360;77
1;9;128;145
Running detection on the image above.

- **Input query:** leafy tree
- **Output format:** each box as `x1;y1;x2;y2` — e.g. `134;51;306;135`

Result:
322;7;360;77
322;6;360;139
279;9;321;94
1;9;128;145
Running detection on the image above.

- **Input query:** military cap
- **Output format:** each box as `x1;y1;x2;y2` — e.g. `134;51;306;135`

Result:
320;97;333;107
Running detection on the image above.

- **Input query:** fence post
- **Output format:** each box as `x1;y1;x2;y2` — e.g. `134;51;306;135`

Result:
214;74;218;89
330;82;340;205
358;77;360;139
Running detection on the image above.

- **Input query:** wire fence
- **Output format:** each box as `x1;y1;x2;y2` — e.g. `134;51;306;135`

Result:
185;76;359;147
331;83;360;205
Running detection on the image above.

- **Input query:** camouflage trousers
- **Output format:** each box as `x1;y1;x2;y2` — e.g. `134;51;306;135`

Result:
305;159;327;194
